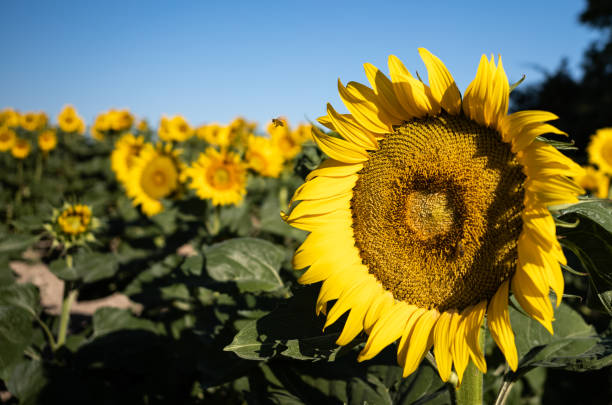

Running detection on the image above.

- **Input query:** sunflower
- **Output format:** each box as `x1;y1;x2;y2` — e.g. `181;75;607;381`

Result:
125;143;182;216
587;128;612;175
158;115;192;142
0;127;16;151
282;49;584;382
11;138;31;159
575;166;609;199
245;135;285;178
20;112;47;131
0;108;20;128
184;147;246;206
197;123;235;148
58;105;85;134
57;204;92;235
111;133;146;183
38;130;58;152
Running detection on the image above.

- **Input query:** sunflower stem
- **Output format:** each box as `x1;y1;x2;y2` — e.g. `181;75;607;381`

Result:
455;326;484;405
56;287;78;349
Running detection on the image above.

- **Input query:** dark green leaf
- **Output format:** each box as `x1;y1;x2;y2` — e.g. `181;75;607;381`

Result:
91;307;165;339
49;251;119;283
205;237;285;292
5;359;46;405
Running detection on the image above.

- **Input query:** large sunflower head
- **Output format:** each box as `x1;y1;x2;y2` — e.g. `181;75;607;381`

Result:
282;49;584;382
125;142;183;216
11;138;31;159
111;133;146;184
587;128;612;175
184;147;247;206
58;105;85;134
38;130;58;152
0;127;17;152
245;135;285;178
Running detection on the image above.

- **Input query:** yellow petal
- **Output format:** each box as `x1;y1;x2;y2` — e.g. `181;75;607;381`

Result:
306;158;363;181
336;279;382;345
388;55;439;117
433;311;455;382
363;290;394;334
501;110;559;144
338;79;393;134
312;126;370;163
520;141;585;178
463;301;487;373
512;123;567;153
452;311;470;383
401;309;440;377
363;63;407;120
418;48;461;115
512;270;554;333
291;173;357;203
326;103;379;150
488;280;518;371
486;56;509;129
288;193;351;222
358;302;416;361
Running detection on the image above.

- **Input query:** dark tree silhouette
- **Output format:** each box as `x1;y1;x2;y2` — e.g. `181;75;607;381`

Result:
511;0;612;160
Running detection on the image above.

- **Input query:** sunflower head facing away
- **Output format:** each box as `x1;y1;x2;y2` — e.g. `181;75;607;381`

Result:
184;147;247;206
282;49;584;382
111;133;146;184
125;142;183;216
245;135;285;178
588;128;612;175
11;138;31;159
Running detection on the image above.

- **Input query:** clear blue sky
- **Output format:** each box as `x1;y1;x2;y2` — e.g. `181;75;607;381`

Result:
0;0;600;131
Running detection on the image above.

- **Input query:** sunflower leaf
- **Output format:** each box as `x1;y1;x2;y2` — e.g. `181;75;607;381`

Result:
558;200;612;314
205;237;285;293
508;302;612;377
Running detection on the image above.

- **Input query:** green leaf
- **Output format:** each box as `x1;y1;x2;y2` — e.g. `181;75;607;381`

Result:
205;237;285;292
508;302;612;375
225;286;342;360
0;233;38;256
0;284;40;380
558;200;612;314
5;359;46;405
91;307;165;339
49;251;119;283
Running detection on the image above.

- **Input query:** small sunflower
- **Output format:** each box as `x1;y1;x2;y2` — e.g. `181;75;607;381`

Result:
58;105;85;134
38;130;58;153
0;127;16;151
575;166;610;199
0;108;20;128
111;133;146;184
58;204;92;235
587;128;612;175
11;138;31;159
108;109;134;131
245;135;285;178
45;203;99;249
196;123;235;148
125;143;182;216
283;49;583;382
184;147;247;206
20;112;47;132
158;115;192;142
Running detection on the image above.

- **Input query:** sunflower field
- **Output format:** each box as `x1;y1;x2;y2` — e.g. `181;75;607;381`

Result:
2;47;612;405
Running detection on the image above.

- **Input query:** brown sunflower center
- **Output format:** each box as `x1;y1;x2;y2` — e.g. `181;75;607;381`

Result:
351;113;526;311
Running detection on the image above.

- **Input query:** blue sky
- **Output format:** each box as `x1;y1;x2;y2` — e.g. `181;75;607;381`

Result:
0;0;600;132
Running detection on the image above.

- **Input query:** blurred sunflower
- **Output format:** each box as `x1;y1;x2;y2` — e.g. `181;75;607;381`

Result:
159;115;192;142
245;135;284;178
0;108;20;128
38;130;58;153
283;49;583;382
111;133;146;183
44;202;99;249
109;109;134;131
587;128;612;175
184;147;246;206
57;105;85;134
11;138;31;159
20;112;47;131
125;143;182;216
197;124;235;148
575;166;609;198
0;127;16;151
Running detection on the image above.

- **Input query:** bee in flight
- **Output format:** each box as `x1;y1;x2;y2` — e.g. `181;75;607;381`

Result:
271;117;285;127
